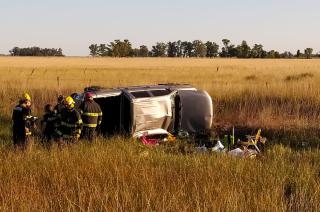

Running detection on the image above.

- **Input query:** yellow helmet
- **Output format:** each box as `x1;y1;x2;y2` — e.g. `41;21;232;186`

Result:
65;96;75;108
22;92;31;101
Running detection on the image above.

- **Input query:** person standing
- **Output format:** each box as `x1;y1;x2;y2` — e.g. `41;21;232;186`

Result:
54;95;65;115
56;96;82;143
41;104;59;144
79;92;102;141
12;93;33;148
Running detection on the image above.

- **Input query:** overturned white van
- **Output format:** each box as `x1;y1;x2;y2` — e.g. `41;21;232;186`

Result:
76;84;213;137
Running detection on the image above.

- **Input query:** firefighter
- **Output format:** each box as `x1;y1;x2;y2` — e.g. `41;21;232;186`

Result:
41;104;59;143
12;93;33;148
79;92;102;141
54;95;65;115
56;96;82;142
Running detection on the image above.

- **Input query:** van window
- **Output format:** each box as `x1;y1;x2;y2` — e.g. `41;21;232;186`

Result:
150;90;171;96
130;91;151;98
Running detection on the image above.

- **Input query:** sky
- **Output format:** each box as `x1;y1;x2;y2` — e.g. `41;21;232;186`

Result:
0;0;319;56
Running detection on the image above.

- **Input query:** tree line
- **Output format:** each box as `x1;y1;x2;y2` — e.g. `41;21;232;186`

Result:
9;47;64;56
89;39;318;59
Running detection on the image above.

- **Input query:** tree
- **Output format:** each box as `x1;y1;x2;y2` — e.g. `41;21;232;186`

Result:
89;44;99;57
182;41;194;57
107;39;133;57
236;40;251;58
9;47;20;56
151;42;167;57
280;51;293;58
193;40;207;57
251;44;266;58
267;50;280;58
139;45;149;57
220;39;237;57
9;46;64;56
296;50;301;58
57;48;63;56
180;41;188;57
176;40;183;57
222;39;230;49
167;42;178;57
205;41;219;57
131;48;140;57
304;48;313;59
98;44;108;56
220;39;230;57
228;45;238;57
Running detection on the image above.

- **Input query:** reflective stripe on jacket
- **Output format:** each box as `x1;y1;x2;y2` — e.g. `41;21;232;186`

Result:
79;100;102;128
58;108;82;137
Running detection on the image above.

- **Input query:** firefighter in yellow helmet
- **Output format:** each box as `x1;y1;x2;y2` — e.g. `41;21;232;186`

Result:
12;93;33;148
56;96;82;142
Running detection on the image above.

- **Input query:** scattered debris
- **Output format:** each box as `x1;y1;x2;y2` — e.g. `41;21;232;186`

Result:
134;126;267;159
134;128;176;146
226;128;267;158
196;128;267;158
211;140;225;152
228;148;258;159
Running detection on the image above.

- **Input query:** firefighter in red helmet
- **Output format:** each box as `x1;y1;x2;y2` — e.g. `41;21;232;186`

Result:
79;92;103;141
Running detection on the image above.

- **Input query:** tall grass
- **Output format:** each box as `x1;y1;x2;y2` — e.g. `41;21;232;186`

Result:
0;57;320;210
0;140;319;211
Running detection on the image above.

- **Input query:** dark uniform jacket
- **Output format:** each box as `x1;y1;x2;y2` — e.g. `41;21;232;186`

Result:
79;101;103;128
57;108;82;138
12;105;32;143
54;103;65;115
12;105;32;133
42;111;59;138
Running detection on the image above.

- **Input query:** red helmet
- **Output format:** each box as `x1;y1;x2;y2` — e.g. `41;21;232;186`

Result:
85;92;93;99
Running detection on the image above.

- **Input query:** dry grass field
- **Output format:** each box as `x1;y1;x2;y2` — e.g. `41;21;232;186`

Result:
2;57;320;129
0;57;320;211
